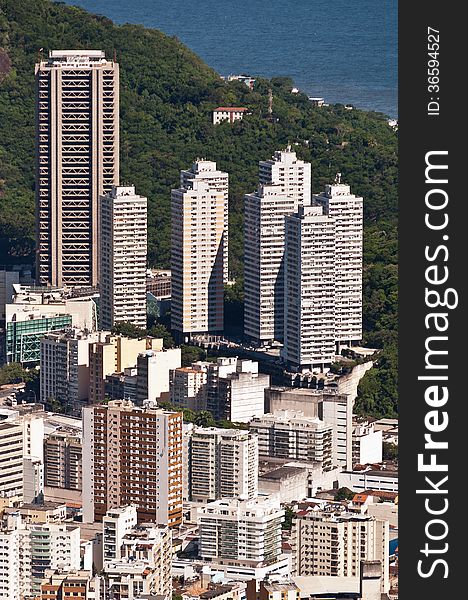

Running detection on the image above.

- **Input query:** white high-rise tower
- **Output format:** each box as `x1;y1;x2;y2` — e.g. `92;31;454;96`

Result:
314;176;363;349
259;146;311;206
244;185;296;345
283;205;336;371
99;185;147;330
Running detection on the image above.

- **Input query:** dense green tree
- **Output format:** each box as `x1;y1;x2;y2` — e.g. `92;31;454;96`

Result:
148;324;174;348
181;345;206;367
383;442;398;462
111;322;147;339
334;487;355;501
0;362;31;385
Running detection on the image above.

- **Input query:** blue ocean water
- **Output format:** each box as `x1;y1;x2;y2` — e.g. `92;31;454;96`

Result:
68;0;397;117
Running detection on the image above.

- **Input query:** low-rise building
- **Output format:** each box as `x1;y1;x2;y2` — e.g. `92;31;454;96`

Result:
290;502;389;593
352;422;382;466
212;107;248;124
250;410;333;470
198;497;284;570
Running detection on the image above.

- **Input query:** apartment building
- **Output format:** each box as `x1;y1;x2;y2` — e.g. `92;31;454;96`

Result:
291;504;389;593
258;147;311;206
88;334;162;403
102;506;172;599
44;430;82;490
188;427;258;502
39;570;99;600
266;388;354;470
244;185;297;345
136;347;181;404
216;361;270;422
0;410;44;503
198;497;284;568
180;160;229;282
40;329;104;407
170;365;207;411
250;410;333;470
82;400;183;527
171;178;225;342
100;185;148;330
35;50;119;287
283;205;336;371
314;178;363;349
0;524;32;600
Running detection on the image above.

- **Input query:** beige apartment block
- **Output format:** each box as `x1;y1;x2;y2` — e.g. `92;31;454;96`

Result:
87;334;163;404
171;179;225;341
35;50;119;287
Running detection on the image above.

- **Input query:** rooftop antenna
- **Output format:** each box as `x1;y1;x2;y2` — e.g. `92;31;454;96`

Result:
38;48;44;63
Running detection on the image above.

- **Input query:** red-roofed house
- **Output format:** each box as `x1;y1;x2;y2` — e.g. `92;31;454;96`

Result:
213;107;248;124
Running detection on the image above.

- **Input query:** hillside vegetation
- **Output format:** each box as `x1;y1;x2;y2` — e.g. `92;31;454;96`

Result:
0;0;398;417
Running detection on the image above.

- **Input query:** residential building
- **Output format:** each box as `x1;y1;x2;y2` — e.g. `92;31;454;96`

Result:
0;411;44;502
39;570;99;600
188;427;258;502
146;269;171;298
291;503;389;593
0;523;32;600
88;334;162;404
180;160;229;282
105;367;138;402
244;185;297;345
100;185;148;330
250;410;333;470
28;522;81;594
212;107;248;124
258;147;311;208
203;357;238;416
216;360;270;422
35;50;119;287
352;423;383;466
283;205;336;371
40;328;104;408
136;347;181;404
170;365;207;411
82;400;183;527
313;177;363;349
103;505;138;565
44;430;82;490
246;579;300;600
171;179;225;342
102;507;172;599
198;497;284;569
4;284;97;366
266;388;354;470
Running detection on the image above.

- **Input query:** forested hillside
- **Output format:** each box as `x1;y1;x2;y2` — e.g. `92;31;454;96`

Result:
0;0;398;417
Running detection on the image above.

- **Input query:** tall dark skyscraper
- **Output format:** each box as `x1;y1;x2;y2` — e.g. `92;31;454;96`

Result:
35;50;119;287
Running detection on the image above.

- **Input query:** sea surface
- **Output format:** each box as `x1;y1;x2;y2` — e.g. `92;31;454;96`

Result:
68;0;398;117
